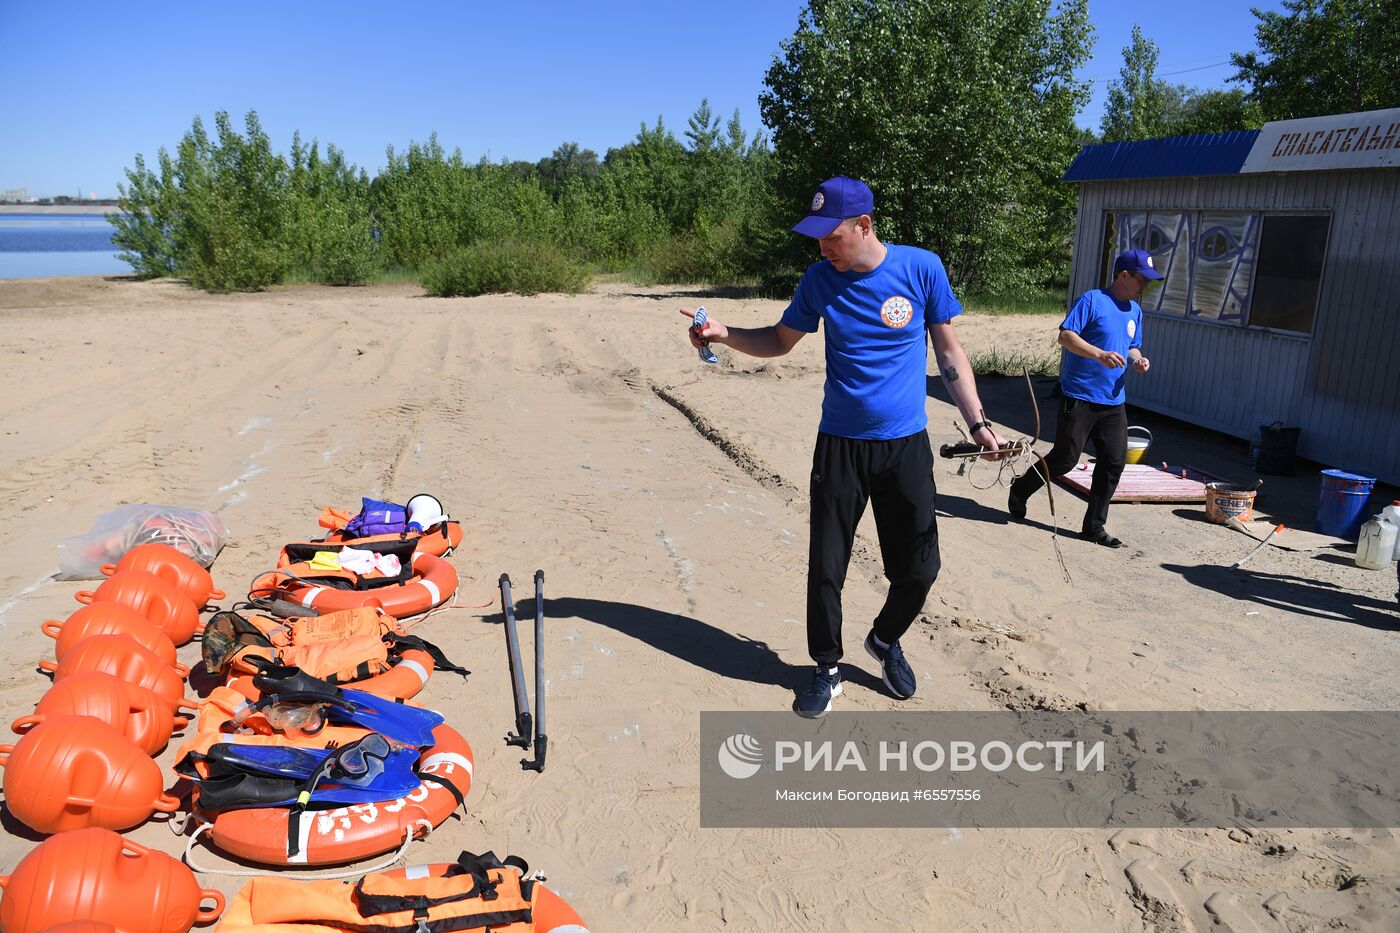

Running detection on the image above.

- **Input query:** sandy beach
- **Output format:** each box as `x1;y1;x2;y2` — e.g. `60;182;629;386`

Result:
1;275;1397;931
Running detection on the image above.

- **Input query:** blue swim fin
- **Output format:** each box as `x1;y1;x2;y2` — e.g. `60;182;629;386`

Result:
326;688;444;747
194;734;422;810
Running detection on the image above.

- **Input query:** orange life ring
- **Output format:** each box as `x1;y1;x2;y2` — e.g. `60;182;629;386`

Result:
224;644;434;702
252;552;457;619
376;863;590;932
196;722;472;867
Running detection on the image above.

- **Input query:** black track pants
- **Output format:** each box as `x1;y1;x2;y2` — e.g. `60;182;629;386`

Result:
806;431;941;666
1009;396;1128;536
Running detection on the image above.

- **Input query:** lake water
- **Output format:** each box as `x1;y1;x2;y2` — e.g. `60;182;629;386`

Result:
0;213;134;279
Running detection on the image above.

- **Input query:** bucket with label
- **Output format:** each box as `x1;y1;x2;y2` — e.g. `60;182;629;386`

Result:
1205;482;1259;525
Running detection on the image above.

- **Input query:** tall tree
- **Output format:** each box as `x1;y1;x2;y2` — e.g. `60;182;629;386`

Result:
1232;0;1400;120
1168;88;1264;136
760;0;1092;292
1100;26;1170;141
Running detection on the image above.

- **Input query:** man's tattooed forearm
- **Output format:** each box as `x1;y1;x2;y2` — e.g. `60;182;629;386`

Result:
943;366;960;383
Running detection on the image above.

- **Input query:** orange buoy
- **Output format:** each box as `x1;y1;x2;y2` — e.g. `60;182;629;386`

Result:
39;633;188;711
0;715;181;834
41;601;178;667
75;570;202;646
15;671;197;756
100;542;225;608
252;551;458;620
198;722;472;866
0;827;223;933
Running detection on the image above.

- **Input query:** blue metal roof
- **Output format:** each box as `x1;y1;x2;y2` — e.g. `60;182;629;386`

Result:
1063;130;1261;182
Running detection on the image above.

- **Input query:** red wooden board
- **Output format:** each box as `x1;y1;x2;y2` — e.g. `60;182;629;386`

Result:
1054;462;1228;503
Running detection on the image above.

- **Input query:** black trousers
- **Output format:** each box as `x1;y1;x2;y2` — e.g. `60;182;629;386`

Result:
1009;396;1128;536
807;432;941;666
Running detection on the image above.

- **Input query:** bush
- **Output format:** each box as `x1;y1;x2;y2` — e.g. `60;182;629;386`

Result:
419;240;591;297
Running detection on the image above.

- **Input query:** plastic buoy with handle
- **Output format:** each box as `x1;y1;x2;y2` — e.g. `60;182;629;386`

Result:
39;634;188;710
75;570;202;646
41;601;178;666
0;827;223;932
100;542;225;608
15;671;197;756
0;715;181;834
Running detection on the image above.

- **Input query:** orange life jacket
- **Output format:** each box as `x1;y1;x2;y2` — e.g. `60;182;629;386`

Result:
219;851;581;932
232;608;400;681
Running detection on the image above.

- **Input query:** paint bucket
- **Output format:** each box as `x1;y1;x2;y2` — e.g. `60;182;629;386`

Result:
1125;426;1152;465
1316;469;1376;539
1205;482;1257;525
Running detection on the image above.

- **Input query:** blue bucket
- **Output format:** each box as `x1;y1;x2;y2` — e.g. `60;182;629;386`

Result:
1316;469;1376;539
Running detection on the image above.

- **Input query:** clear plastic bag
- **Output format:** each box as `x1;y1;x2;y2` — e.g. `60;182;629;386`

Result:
56;505;232;579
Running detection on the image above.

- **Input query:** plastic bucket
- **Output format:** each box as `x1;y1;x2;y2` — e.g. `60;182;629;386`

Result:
1125;426;1152;465
1205;483;1257;525
1316;469;1375;539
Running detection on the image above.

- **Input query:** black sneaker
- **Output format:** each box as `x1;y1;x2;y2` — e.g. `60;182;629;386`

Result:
1008;488;1027;520
864;632;916;700
793;666;842;718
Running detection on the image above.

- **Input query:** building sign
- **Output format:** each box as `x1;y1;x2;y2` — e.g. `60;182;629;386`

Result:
1241;108;1400;173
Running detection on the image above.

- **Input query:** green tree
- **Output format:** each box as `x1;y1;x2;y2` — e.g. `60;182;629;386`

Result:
1100;26;1171;141
537;141;599;190
1232;0;1400;120
1167;87;1264;136
760;0;1093;292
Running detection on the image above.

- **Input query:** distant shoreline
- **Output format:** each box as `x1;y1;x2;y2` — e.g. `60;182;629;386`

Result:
0;204;124;215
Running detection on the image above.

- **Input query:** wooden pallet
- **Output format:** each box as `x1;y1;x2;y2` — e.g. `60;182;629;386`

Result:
1054;461;1230;503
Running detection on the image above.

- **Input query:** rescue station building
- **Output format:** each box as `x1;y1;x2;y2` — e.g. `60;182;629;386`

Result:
1062;107;1400;484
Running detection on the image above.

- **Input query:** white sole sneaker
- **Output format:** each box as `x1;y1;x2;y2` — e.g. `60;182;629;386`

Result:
793;681;842;719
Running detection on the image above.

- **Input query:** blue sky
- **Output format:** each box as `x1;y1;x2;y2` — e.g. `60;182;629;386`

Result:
1;1;1279;199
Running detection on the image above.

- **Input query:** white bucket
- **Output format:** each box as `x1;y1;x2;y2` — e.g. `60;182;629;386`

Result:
1125;426;1152;464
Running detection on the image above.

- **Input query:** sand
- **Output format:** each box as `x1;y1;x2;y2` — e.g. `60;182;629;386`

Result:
1;275;1397;931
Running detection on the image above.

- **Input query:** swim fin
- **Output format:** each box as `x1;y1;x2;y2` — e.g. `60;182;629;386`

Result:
202;741;420;792
248;663;444;747
194;734;420;811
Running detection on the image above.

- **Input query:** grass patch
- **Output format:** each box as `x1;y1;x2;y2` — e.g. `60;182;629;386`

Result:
420;240;591;297
963;288;1065;316
968;348;1060;377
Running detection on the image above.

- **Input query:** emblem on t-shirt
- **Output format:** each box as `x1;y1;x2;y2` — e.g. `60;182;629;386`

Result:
880;295;913;328
1127;319;1137;339
811;191;825;211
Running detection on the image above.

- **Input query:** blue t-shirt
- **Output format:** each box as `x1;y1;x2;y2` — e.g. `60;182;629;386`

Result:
781;244;962;440
1059;289;1143;405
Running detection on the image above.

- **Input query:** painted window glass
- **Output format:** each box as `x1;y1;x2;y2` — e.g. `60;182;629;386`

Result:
1192;212;1259;322
1143;212;1190;314
1248;214;1329;334
1101;211;1147;286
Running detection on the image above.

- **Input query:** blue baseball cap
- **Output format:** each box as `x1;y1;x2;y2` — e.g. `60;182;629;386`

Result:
1113;249;1165;280
791;175;874;238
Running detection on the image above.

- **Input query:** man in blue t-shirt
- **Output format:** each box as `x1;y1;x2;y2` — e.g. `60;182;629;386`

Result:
681;175;1007;718
1007;249;1158;547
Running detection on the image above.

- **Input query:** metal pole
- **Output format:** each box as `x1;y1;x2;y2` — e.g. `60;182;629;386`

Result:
499;573;532;748
522;569;548;772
